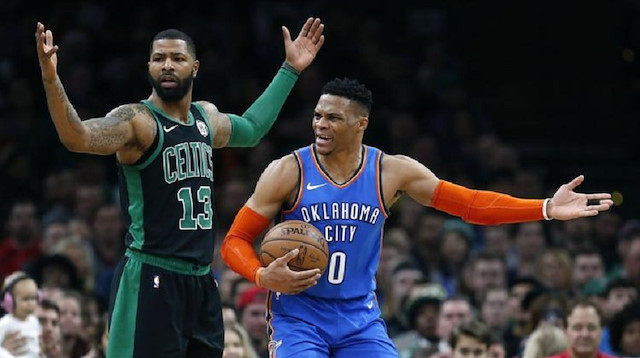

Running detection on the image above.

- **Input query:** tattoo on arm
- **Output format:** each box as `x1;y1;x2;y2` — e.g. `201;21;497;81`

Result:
84;106;137;153
51;76;84;134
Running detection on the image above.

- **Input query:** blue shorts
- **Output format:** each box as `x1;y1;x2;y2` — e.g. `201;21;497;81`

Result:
266;291;398;358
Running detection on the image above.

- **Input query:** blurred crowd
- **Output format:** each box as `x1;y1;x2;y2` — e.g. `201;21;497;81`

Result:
1;1;639;358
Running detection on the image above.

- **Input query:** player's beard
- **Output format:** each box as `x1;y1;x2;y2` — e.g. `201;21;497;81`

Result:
148;72;193;102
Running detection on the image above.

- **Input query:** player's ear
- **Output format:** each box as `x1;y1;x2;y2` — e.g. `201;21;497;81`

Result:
358;116;369;132
192;60;200;78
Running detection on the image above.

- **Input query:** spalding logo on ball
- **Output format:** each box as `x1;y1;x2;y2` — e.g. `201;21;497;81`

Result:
260;220;329;273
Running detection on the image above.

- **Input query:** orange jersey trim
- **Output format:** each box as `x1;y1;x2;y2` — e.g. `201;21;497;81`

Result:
281;151;304;215
311;145;368;188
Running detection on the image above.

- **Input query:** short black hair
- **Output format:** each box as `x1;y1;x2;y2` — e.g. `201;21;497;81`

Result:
322;78;373;114
151;29;196;58
450;319;492;349
40;299;60;315
602;277;636;299
609;299;640;354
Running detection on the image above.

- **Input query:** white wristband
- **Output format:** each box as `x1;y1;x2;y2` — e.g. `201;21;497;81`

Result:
542;198;552;221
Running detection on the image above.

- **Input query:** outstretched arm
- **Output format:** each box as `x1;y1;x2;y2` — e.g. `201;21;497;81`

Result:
36;23;140;155
386;155;613;224
207;17;326;148
220;155;321;294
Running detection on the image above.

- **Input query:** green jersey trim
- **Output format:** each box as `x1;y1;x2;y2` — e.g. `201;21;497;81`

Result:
135;111;165;170
192;102;214;146
126;249;211;276
106;258;141;358
141;99;195;126
121;166;145;250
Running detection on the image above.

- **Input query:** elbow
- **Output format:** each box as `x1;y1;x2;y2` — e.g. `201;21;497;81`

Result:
58;132;88;153
60;137;81;152
220;236;231;263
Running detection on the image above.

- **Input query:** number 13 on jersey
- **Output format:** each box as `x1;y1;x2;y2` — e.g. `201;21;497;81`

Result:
177;186;213;230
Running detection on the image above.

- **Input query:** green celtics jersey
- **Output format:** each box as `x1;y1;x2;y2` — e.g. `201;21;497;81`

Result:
118;100;215;265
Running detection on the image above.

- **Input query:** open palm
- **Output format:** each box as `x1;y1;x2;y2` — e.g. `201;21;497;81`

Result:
35;22;59;80
549;175;613;220
282;17;326;73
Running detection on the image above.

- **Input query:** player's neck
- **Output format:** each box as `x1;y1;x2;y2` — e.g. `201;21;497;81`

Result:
317;145;363;183
148;93;193;124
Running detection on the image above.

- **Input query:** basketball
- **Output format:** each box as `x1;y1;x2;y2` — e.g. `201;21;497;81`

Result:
260;220;329;273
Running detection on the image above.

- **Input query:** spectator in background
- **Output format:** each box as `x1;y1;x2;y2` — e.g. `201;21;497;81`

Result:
218;268;243;305
0;200;42;279
617;235;640;288
450;320;492;358
71;183;106;224
488;335;506;358
571;248;606;296
527;292;569;333
82;314;107;358
41;218;70;255
433;219;473;296
599;278;637;326
468;251;507;306
377;227;412;306
559;218;593;253
592;212;622;270
437;296;473;351
393;283;448;357
58;291;89;358
0;272;41;358
37;299;63;358
521;325;567;358
480;287;510;335
503;277;543;357
383;261;425;336
482;226;513;258
510;222;547;279
608;300;640;358
223;321;258;358
598;278;638;355
412;211;446;275
89;204;124;307
26;254;82;292
52;236;95;293
548;299;614;358
221;302;238;324
236;287;268;357
537;249;573;295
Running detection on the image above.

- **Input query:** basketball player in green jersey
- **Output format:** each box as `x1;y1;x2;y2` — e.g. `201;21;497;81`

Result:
35;18;325;357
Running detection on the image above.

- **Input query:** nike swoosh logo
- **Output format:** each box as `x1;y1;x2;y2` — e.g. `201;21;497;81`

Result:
306;183;327;190
163;125;178;133
367;301;374;309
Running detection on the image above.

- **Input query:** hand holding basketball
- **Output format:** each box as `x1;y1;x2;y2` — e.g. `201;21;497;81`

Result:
258;220;328;294
258;248;321;294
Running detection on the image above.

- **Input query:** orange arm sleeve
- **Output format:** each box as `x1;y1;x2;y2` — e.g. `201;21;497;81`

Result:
430;180;544;225
220;205;271;286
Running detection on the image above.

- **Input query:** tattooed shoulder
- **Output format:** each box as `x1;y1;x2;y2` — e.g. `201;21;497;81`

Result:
107;104;146;122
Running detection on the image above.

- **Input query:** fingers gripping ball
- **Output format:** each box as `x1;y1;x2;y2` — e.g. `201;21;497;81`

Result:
260;220;329;273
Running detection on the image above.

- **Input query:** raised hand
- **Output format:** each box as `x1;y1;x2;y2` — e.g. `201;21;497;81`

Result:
259;248;321;294
282;17;325;73
35;22;59;80
548;175;613;220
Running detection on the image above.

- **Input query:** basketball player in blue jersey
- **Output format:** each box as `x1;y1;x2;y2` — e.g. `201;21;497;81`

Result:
35;18;325;358
221;78;614;357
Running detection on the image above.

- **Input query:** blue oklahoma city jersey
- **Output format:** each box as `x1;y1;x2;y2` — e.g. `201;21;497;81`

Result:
281;145;388;299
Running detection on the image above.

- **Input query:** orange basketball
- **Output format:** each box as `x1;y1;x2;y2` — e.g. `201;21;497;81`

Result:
260;220;329;273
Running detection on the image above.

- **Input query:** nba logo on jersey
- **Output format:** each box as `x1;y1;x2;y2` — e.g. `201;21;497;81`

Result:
153;275;160;289
196;120;209;137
